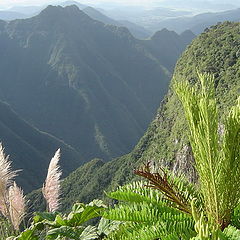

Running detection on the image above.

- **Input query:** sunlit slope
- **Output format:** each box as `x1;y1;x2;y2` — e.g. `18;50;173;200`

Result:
55;22;240;211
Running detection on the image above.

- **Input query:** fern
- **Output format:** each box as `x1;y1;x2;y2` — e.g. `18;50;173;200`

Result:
104;180;196;239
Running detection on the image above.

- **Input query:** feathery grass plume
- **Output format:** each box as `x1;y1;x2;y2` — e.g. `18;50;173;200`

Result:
42;149;62;212
0;143;18;217
8;182;26;230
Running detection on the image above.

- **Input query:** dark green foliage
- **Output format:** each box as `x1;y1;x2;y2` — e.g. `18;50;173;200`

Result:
54;22;240;211
103;181;196;240
10;200;106;240
102;71;240;239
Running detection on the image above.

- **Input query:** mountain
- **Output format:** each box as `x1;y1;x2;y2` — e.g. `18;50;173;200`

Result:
0;3;151;39
39;21;239;212
160;0;240;11
147;8;240;34
142;28;196;71
0;11;27;21
82;7;151;39
0;100;83;192
101;6;192;23
118;20;152;39
0;5;191;172
59;1;86;9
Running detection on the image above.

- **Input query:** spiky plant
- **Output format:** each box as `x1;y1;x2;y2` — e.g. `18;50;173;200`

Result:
103;73;240;239
42;149;62;212
175;72;240;231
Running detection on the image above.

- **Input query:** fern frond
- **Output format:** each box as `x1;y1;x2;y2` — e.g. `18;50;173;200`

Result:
104;201;191;223
107;181;164;205
134;162;192;214
105;221;195;240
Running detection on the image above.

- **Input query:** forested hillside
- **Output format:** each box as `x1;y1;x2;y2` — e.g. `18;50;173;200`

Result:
48;22;240;212
0;5;193;183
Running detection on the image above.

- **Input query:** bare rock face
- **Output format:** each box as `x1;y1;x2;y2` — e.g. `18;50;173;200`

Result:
173;144;197;182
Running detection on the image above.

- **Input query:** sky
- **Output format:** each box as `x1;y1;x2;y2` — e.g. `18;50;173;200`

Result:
0;0;239;10
0;0;161;9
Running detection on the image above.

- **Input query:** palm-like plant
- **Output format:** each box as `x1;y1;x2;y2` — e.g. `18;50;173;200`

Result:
103;73;240;239
175;72;240;231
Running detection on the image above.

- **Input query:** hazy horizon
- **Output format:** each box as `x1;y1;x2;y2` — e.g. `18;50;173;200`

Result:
0;0;161;10
1;0;240;10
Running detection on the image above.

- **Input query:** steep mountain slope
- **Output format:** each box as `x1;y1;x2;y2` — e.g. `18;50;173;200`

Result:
0;5;190;164
0;3;151;39
148;8;240;34
82;6;151;39
0;100;83;192
142;28;196;71
52;22;240;212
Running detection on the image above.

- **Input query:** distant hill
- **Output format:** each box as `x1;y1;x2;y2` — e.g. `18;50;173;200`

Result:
148;8;240;34
160;0;239;12
0;100;83;192
8;5;44;15
0;3;151;39
0;5;192;176
142;28;196;71
0;11;27;21
42;22;240;212
82;6;151;39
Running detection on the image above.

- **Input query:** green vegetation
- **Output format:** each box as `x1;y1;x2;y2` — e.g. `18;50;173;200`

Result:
102;72;240;239
5;71;240;240
9;200;106;240
54;22;240;212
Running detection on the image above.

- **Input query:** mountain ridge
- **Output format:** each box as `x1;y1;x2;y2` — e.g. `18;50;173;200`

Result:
0;5;194;191
36;21;240;212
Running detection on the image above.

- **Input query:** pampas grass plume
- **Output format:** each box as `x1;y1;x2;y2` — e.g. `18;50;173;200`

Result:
8;182;26;230
0;143;18;217
42;149;62;212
